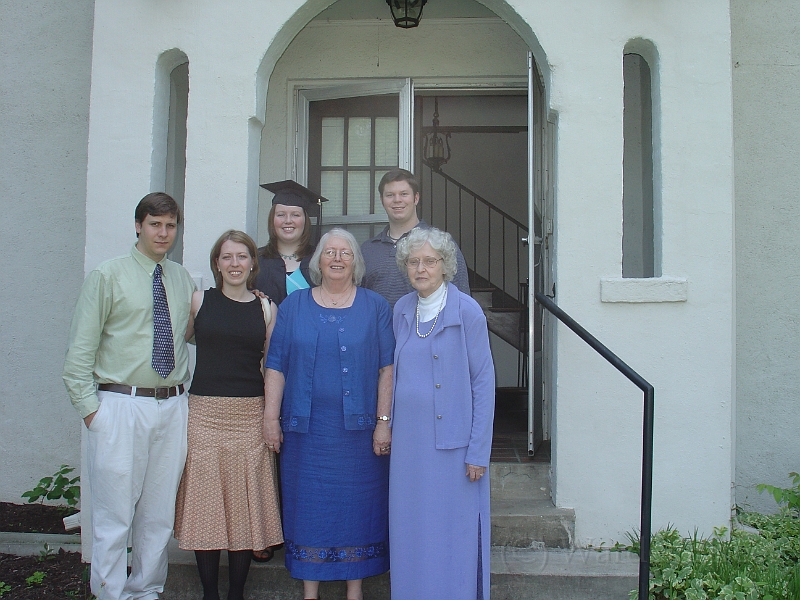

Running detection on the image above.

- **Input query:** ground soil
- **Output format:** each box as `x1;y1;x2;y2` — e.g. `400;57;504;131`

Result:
0;503;91;599
0;502;77;535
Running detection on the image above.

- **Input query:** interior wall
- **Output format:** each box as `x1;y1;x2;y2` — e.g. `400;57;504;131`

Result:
0;0;94;501
419;94;528;225
732;0;800;514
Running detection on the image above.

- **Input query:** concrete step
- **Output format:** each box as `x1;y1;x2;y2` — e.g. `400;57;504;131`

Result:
490;461;576;549
492;548;639;600
491;462;550;501
161;548;639;600
492;498;575;549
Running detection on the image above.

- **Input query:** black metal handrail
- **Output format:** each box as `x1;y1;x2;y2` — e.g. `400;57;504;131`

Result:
534;292;654;600
421;159;528;306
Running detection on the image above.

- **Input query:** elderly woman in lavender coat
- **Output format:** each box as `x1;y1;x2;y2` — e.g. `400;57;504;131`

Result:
388;226;495;600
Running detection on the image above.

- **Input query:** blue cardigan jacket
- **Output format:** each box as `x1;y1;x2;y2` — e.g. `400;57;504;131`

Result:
393;282;495;467
266;287;394;433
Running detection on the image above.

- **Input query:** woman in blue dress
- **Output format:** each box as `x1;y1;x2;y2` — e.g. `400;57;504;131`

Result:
390;227;495;599
263;228;394;600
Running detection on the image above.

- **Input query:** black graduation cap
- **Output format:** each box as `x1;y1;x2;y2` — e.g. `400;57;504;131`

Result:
260;180;328;219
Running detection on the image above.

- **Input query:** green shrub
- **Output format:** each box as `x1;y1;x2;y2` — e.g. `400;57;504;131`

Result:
629;518;800;599
21;464;80;507
757;473;800;514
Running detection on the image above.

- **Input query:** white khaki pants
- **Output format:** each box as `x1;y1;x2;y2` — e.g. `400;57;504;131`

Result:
87;389;189;600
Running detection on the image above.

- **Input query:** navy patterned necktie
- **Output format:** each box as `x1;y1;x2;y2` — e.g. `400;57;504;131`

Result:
152;264;175;378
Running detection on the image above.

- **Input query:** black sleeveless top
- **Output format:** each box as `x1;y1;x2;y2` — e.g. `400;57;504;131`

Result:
189;288;267;397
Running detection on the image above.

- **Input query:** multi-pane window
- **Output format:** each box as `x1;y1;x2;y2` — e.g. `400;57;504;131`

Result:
309;96;399;242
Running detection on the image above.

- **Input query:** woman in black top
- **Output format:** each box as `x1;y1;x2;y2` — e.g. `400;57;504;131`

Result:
175;230;282;600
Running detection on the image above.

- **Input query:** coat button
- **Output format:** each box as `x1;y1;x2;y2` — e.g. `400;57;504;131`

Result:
342;367;348;373
433;354;439;359
435;383;441;388
437;415;442;419
341;346;347;351
344;390;350;396
339;328;345;333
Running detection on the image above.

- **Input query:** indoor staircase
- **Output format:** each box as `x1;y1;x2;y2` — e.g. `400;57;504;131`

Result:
419;160;529;390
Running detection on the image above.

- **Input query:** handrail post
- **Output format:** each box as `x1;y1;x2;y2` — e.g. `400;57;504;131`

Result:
639;385;654;600
534;292;653;598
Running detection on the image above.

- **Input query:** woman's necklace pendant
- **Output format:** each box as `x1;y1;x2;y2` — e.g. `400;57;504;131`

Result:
280;252;298;261
321;286;354;309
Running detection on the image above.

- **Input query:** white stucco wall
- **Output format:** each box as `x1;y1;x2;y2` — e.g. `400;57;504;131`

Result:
0;0;94;502
732;0;800;514
78;0;734;545
505;0;734;544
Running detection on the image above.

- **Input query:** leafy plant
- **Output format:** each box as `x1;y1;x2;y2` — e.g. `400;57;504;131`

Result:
628;517;800;600
0;582;10;597
26;571;46;587
21;464;80;506
37;542;56;562
757;473;800;514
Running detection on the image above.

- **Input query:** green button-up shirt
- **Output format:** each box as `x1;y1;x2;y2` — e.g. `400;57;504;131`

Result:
63;245;196;418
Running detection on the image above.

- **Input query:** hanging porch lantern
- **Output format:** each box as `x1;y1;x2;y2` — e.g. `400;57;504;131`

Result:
386;0;427;29
422;97;451;171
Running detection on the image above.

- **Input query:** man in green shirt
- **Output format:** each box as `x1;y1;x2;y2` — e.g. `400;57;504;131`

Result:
63;193;196;600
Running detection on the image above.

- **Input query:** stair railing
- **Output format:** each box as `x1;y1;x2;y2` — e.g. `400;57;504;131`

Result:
421;160;528;307
534;292;654;600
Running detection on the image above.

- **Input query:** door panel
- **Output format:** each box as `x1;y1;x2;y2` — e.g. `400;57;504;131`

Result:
296;80;412;243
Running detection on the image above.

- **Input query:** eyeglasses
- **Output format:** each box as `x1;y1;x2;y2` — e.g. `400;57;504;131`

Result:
322;248;354;261
405;257;443;269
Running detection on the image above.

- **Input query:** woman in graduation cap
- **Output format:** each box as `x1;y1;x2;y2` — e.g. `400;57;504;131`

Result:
255;181;325;306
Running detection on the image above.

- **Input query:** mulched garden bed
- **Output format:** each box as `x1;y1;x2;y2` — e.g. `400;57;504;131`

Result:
0;502;77;534
0;551;91;599
0;503;91;599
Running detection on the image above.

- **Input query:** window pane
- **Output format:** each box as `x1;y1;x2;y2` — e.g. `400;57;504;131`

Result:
375;117;398;167
347;224;372;246
321;118;344;167
348;117;372;166
321;170;343;215
347;171;371;215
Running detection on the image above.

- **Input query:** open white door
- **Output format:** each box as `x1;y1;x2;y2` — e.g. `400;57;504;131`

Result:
527;51;537;454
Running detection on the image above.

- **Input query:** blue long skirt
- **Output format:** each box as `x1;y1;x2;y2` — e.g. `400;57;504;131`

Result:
281;305;390;581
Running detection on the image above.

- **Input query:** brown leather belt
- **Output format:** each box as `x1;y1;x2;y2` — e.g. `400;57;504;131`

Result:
98;383;185;399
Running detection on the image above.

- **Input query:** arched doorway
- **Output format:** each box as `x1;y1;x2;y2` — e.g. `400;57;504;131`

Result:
256;0;554;462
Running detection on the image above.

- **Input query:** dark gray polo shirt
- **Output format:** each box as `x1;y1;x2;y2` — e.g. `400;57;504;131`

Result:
360;220;471;309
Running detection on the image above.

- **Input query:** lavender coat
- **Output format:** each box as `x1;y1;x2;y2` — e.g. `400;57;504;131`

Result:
392;282;495;467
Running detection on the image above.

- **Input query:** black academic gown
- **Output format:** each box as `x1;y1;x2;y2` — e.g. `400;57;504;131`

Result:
254;253;313;306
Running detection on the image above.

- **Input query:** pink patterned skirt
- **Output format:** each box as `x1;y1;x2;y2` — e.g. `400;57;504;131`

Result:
174;394;283;551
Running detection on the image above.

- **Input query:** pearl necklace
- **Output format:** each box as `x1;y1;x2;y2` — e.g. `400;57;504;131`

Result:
416;290;447;338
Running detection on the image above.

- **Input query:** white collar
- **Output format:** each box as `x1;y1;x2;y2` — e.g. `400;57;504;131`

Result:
417;281;447;323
